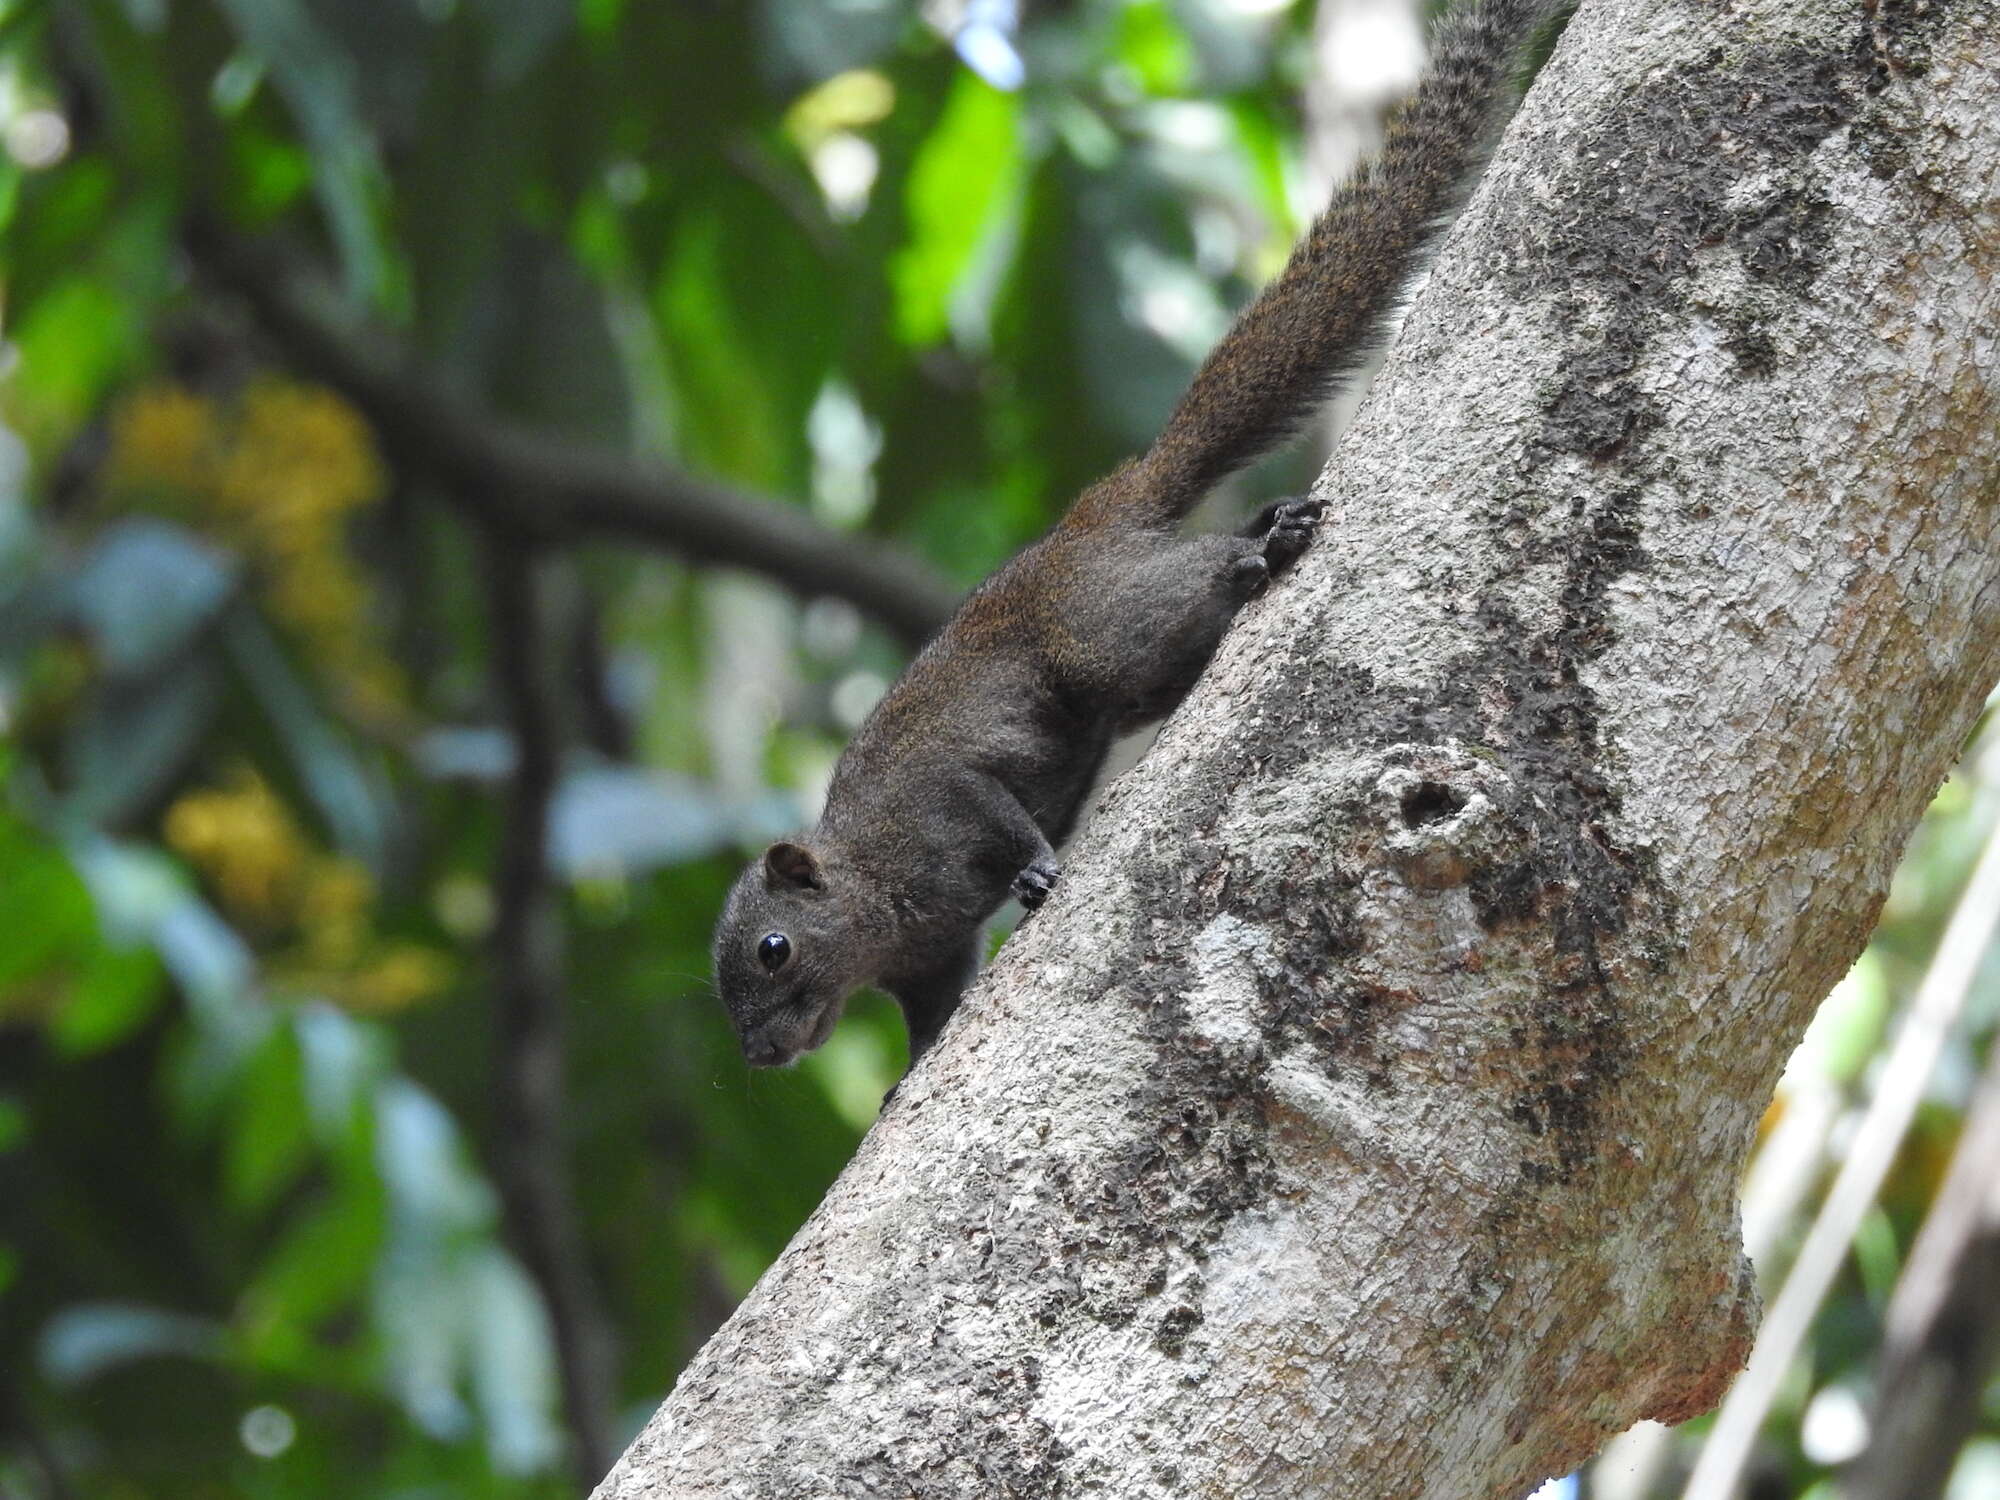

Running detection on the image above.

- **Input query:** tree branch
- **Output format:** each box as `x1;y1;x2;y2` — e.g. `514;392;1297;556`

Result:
190;231;959;647
594;1;2000;1495
483;535;618;1489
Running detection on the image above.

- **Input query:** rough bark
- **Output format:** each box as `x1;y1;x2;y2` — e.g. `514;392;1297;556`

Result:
598;1;2000;1495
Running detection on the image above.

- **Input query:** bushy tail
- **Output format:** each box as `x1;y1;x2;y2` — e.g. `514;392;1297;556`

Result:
1117;0;1568;525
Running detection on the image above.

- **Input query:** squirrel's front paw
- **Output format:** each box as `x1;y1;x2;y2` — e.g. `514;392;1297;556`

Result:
1262;495;1324;572
1011;858;1061;912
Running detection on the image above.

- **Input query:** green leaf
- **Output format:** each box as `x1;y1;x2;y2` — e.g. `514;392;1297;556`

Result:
238;1183;384;1366
892;72;1023;348
48;939;163;1056
1852;1204;1900;1308
652;178;835;491
292;1002;387;1155
68;837;259;1042
0;1094;26;1152
0;821;94;1006
224;613;389;868
0;0;56;54
578;0;624;44
468;0;573;85
1065;174;1221;447
212;0;400;308
372;1242;471;1441
225;121;314;224
0;813;162;1053
1117;0;1193;95
757;0;906;84
1162;0;1268;93
225;1023;311;1213
64;655;225;828
1794;952;1889;1085
374;1079;493;1237
66;521;238;676
39;1302;224;1385
1227;96;1297;247
0;158;22;239
546;764;791;879
7;273;140;435
800;1021;898;1134
10;157;116;274
465;1248;561;1475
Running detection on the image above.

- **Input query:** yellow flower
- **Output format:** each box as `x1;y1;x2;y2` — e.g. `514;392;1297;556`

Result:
331;655;414;735
165;766;453;1017
105;376;410;734
266;549;369;640
219;381;381;530
298;858;375;967
163;765;309;928
104;386;216;496
342;943;454;1014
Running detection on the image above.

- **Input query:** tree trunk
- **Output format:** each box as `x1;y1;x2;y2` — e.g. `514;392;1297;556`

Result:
595;0;2000;1494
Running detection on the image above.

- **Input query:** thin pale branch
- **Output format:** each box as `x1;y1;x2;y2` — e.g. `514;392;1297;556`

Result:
1684;817;2000;1500
1839;1015;2000;1500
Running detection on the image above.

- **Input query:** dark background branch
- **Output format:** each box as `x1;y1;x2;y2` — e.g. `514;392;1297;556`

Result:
191;230;958;647
483;532;618;1490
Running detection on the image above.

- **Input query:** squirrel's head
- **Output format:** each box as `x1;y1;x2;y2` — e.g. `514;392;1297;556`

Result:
713;840;871;1067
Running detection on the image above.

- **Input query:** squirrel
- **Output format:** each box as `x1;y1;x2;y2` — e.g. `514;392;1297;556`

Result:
714;0;1567;1070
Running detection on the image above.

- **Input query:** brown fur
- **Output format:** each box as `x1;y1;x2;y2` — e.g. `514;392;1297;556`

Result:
714;0;1571;1070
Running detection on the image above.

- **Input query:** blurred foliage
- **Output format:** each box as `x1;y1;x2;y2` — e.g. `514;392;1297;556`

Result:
0;0;1326;1492
0;0;1990;1496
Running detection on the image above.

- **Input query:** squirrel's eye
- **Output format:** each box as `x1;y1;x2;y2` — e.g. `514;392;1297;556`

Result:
757;933;792;972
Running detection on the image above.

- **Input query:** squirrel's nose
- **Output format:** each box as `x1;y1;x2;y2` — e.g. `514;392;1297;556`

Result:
742;1034;792;1068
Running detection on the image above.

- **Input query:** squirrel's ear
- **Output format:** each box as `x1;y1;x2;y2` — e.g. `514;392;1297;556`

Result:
763;841;824;891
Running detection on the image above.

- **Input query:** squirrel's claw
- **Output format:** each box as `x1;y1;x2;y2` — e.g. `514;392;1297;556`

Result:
1262;496;1324;572
1011;858;1061;912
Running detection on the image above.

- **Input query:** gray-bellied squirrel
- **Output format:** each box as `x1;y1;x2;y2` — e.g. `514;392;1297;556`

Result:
714;0;1569;1070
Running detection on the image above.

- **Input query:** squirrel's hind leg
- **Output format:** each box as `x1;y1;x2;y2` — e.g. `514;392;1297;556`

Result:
1222;495;1324;596
1099;520;1313;731
1242;495;1324;571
